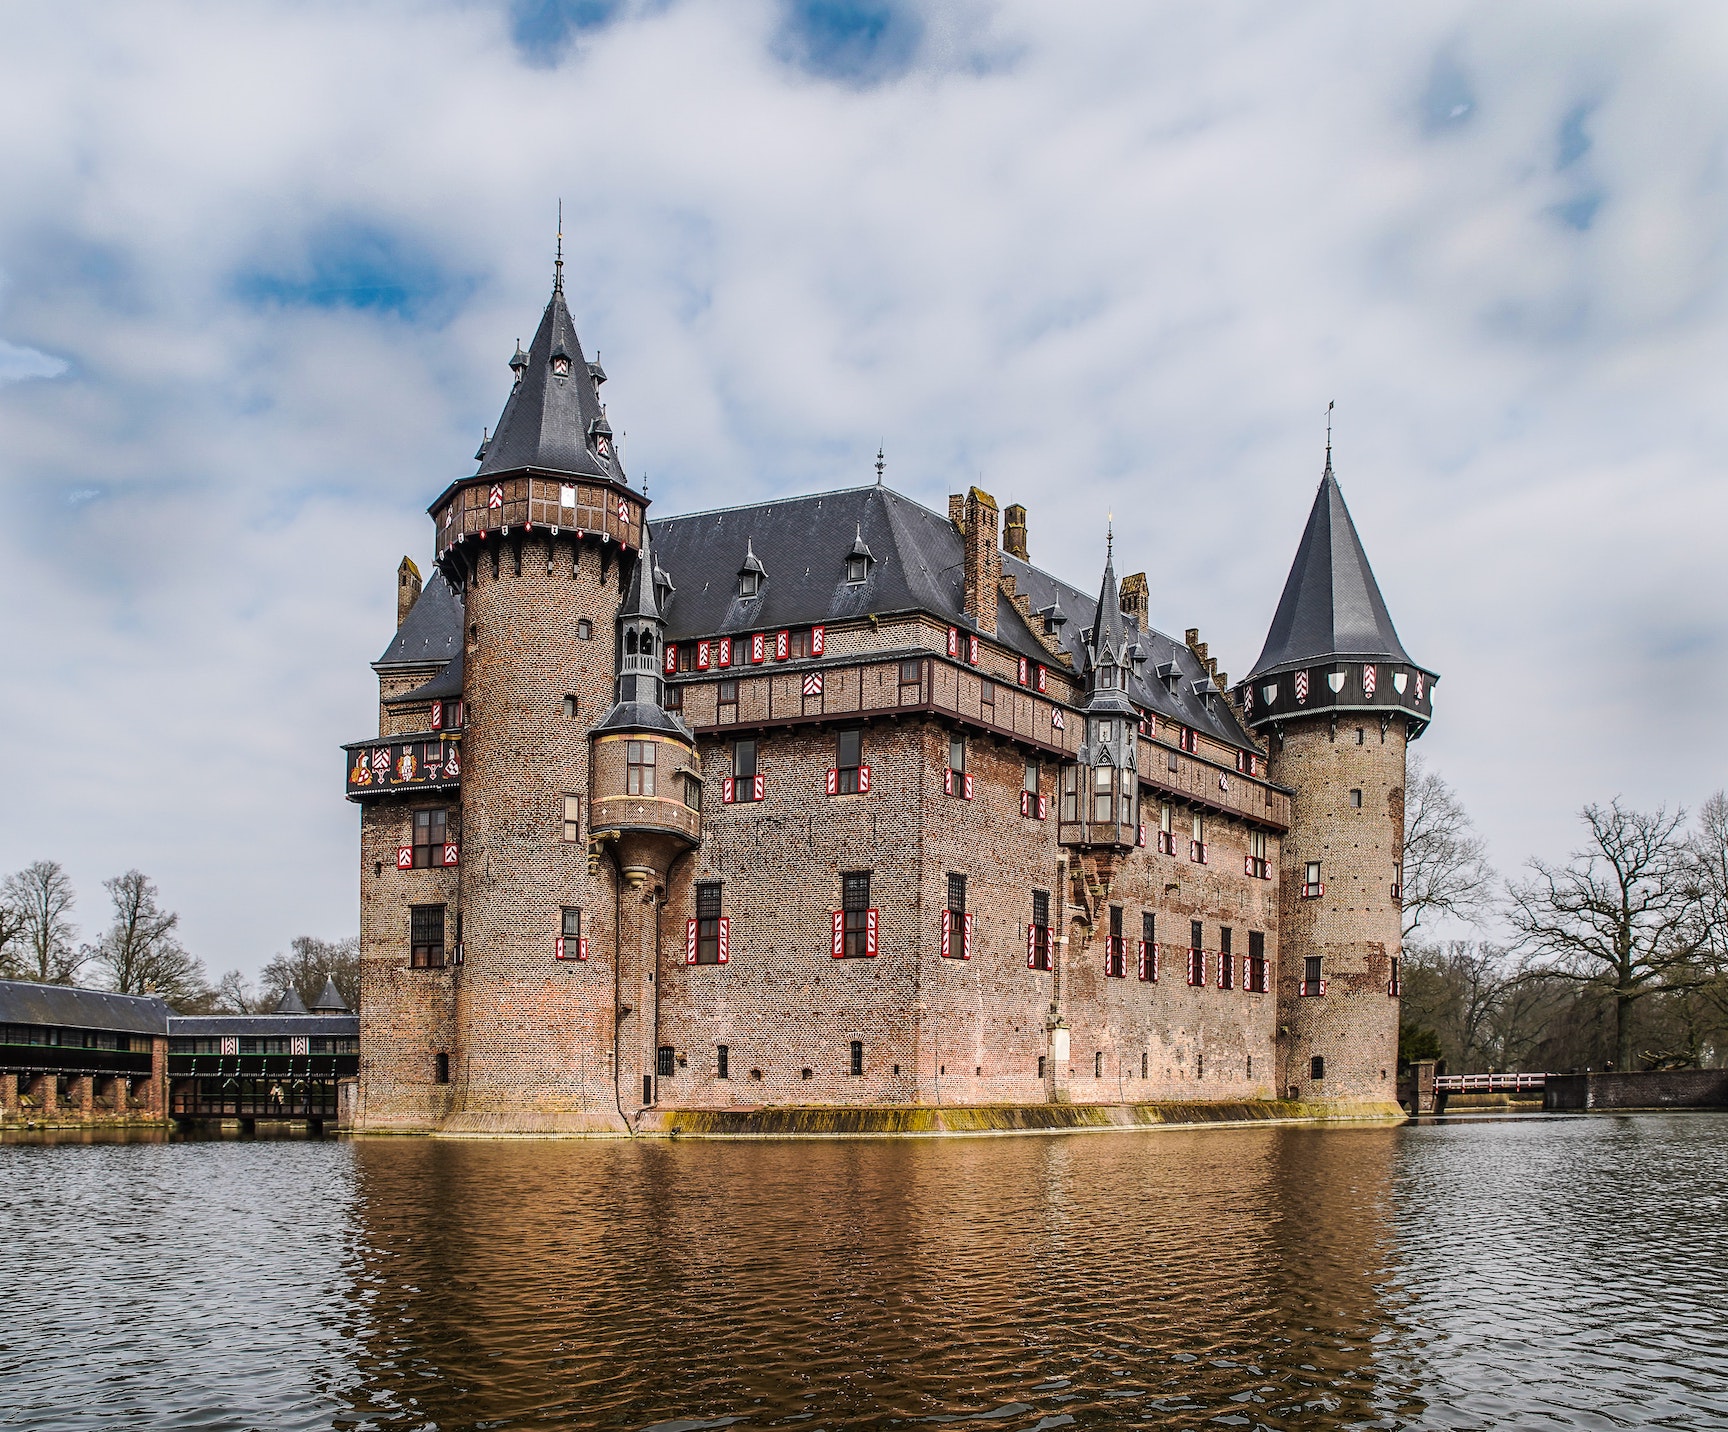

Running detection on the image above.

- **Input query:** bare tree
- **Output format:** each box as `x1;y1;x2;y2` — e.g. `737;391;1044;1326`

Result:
1400;755;1494;939
1689;791;1728;968
1401;941;1511;1070
260;935;360;1012
88;870;208;1008
1508;800;1706;1071
0;861;85;984
206;969;262;1014
0;893;25;978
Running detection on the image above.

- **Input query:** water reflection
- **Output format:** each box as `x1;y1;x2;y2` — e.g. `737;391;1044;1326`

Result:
339;1128;1415;1429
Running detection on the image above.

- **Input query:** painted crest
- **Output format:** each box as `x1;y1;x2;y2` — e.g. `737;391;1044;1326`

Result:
1392;671;1408;695
803;672;823;696
1415;671;1425;702
488;484;504;509
1326;670;1345;694
1362;664;1377;698
1294;671;1309;703
1052;709;1065;730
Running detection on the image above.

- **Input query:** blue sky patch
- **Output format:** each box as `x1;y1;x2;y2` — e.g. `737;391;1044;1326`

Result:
234;221;474;324
1557;102;1594;168
1552;192;1604;232
507;0;624;65
775;0;922;85
1420;51;1475;133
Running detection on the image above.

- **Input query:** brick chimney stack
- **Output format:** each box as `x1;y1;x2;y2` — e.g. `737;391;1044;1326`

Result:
958;486;1000;635
1119;571;1148;630
1003;503;1029;560
397;556;422;629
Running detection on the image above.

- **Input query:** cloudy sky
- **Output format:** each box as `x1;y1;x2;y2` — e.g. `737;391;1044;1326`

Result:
2;0;1724;978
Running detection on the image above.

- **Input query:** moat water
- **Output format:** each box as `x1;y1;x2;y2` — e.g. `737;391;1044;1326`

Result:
2;1115;1724;1431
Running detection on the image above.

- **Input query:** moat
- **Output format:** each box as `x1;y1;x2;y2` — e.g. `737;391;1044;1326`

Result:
3;1115;1724;1431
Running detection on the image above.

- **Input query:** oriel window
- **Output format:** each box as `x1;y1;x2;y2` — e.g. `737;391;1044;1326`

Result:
626;740;656;796
899;658;921;698
1092;766;1114;824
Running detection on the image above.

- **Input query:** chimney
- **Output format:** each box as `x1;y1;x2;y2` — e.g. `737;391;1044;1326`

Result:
1119;572;1148;629
397;556;422;629
1003;503;1029;561
948;494;967;532
961;485;1000;635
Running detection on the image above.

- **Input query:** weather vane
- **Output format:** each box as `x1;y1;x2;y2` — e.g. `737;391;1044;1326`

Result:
875;444;885;484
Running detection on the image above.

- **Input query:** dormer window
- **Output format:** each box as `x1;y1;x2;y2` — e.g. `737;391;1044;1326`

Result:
737;540;766;599
551;355;572;378
740;571;760;598
846;554;867;583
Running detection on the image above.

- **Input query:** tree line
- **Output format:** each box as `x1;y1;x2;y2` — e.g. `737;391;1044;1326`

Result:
1398;759;1728;1073
0;861;358;1014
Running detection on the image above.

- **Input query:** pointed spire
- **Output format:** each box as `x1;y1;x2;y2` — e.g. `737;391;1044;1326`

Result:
272;986;309;1016
554;200;564;294
620;521;663;623
1090;527;1127;667
1244;443;1415;681
875;445;885;484
311;975;349;1014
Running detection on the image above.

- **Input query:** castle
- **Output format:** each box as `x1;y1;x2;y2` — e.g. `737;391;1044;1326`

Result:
344;259;1436;1134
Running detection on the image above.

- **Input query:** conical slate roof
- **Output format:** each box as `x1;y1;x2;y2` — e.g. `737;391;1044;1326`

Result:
272;986;309;1016
1246;455;1413;681
1089;536;1128;668
619;521;663;623
476;265;624;484
311;976;349;1014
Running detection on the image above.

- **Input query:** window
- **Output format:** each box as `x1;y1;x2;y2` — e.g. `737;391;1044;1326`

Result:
1219;927;1233;989
562;795;581;842
948;735;966;774
562;694;578;719
850;1040;864;1076
980;679;995;719
1392;860;1403;902
664;684;684;712
1248;930;1267;993
1038;1055;1047;1079
1061;766;1079;822
1248;829;1269;879
676;643;694;672
898;658;921;697
625;740;656;795
1303;955;1324;997
1094;1051;1103;1079
842;871;872;958
791;629;812;659
847;554;868;583
562;906;582;941
740;570;760;598
1356;727;1365;745
410;904;445;969
412;808;455;868
1389;955;1402;998
1190;811;1207;863
1303;860;1323;899
658;1046;676;1078
696;882;724;965
718;679;738;720
1351;788;1363;808
1092;766;1114;824
717;1044;729;1079
683;770;700;809
435;1052;450;1084
732;739;758;801
1141;1052;1149;1078
1179;726;1198;754
577;618;593;640
1023;759;1039;796
1105;905;1126;978
835;729;863;794
1311;1055;1326;1081
947;873;967;919
1188;919;1204;986
1029;890;1053;971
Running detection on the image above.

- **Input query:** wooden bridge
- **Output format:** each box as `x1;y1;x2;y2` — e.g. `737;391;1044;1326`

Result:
1433;1073;1547;1094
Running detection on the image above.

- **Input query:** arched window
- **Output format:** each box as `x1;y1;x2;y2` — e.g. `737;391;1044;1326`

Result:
626;630;638;654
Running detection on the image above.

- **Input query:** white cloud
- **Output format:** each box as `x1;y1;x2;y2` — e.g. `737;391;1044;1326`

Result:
0;0;1725;972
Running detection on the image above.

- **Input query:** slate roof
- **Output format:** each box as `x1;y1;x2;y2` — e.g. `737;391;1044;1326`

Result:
1245;457;1419;682
273;987;309;1015
168;1014;360;1037
0;980;172;1035
474;269;626;485
390;649;464;705
376;568;463;669
312;976;350;1014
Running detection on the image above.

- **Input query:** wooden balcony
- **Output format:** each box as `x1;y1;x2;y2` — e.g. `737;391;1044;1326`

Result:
344;734;461;802
431;474;643;557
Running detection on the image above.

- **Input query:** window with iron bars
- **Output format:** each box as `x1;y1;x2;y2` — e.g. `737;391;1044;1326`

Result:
841;872;872;958
1187;919;1204;986
696;882;724;965
410;904;445;969
1029;889;1053;971
1105;905;1126;978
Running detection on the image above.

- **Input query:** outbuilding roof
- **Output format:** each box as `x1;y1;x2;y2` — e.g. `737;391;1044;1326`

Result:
0;980;172;1036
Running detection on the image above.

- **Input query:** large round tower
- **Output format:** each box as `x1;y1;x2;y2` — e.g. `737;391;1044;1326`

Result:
1236;446;1436;1109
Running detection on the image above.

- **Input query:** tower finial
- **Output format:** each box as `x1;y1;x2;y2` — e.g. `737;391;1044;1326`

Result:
1324;399;1334;475
1106;511;1113;561
875;444;885;484
555;199;564;293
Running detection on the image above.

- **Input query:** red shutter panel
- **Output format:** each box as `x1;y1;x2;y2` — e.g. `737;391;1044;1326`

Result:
442;843;460;867
718;637;732;667
826;768;838;796
963;773;975;801
1137;824;1147;848
943;767;954;796
968;634;980;664
554;935;566;960
776;630;789;660
723;777;736;804
1038;795;1048;820
940;908;952;958
858;764;871;793
579;937;589;960
686;918;698;965
751;632;766;663
1036;665;1048;692
752;773;764;802
697;640;711;670
1026;924;1036;967
1018;656;1029;686
664;643;678;674
430;701;443;730
865;908;879;956
717;916;730;964
1021;789;1031;817
396;845;412;870
947;627;959;658
832;910;844;958
963;912;974;960
811;625;825;656
1137;940;1148;981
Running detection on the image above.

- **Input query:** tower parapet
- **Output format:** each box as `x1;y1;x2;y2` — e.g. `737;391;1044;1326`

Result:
1238;447;1435;1107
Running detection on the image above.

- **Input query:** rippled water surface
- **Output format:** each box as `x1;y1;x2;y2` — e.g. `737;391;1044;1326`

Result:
3;1115;1726;1430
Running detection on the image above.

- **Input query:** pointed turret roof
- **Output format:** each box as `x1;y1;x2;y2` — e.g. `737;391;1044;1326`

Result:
272;986;309;1016
1245;454;1414;682
311;976;349;1014
1089;534;1128;668
477;265;624;484
619;521;663;623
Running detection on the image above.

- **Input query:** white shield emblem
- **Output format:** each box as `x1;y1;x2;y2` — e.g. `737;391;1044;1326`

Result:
1261;683;1278;706
1326;671;1345;694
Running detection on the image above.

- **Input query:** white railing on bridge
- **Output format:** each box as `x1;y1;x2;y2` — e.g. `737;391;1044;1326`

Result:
1432;1073;1548;1092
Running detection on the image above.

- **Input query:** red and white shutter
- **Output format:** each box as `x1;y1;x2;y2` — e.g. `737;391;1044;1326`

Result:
555;935;567;960
1037;795;1048;820
947;627;960;658
751;632;766;663
722;776;736;803
1026;924;1036;967
1036;665;1048;693
831;910;845;958
1021;789;1031;817
292;1035;309;1055
858;764;872;793
578;938;589;960
396;845;413;870
664;643;678;674
775;630;790;660
963;773;975;801
1137;824;1147;848
685;918;698;965
1137;940;1149;981
943;768;954;796
962;912;974;960
940;908;952;958
697;640;712;670
442;843;459;867
1051;710;1064;731
430;701;443;731
752;773;765;802
865;908;879;956
811;625;825;656
826;768;839;796
1018;656;1029;686
1362;664;1377;698
804;672;823;697
717;916;730;964
718;637;732;667
968;634;980;664
221;1036;238;1056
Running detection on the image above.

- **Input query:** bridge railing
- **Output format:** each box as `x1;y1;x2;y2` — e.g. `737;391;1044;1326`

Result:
1433;1073;1548;1092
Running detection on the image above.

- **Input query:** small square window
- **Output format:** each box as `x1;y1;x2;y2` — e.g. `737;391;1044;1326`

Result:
562;694;578;719
577;619;593;640
562;795;581;842
1351;788;1363;807
561;907;581;940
